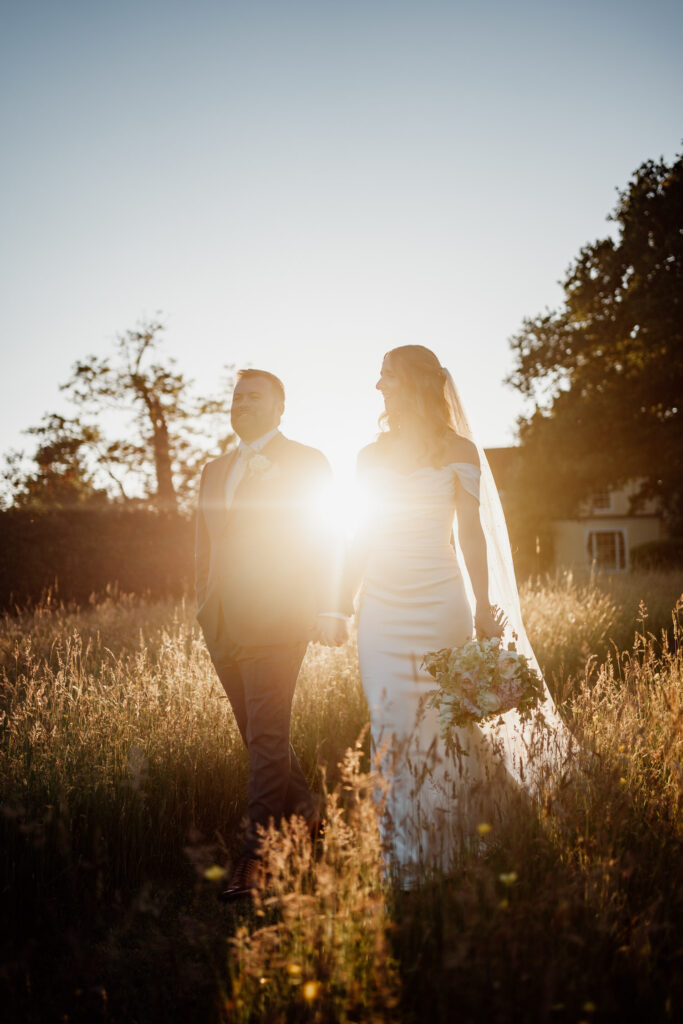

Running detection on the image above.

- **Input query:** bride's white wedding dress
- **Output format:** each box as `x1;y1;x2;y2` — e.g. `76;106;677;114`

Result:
357;461;493;872
356;458;569;878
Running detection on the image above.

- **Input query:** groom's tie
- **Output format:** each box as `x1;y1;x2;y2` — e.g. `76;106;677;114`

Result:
224;443;251;510
224;427;279;511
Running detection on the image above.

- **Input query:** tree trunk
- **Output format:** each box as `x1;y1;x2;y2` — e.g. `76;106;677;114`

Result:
145;395;177;511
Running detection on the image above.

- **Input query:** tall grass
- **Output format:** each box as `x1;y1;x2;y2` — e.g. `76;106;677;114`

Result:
225;748;399;1024
1;572;681;1022
520;568;682;688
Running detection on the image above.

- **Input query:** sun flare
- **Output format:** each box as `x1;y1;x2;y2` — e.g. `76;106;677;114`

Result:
311;473;365;539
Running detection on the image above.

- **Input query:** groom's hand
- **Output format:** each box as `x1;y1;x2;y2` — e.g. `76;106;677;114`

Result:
316;614;348;647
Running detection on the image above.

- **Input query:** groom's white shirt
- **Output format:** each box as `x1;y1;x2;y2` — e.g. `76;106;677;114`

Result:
224;427;280;508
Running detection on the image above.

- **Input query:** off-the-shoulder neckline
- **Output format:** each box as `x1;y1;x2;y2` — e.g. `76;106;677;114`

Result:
372;461;480;479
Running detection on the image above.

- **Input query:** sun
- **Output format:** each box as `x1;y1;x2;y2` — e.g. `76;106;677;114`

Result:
309;471;364;540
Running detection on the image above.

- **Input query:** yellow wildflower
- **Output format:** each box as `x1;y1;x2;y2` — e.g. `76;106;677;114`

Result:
302;981;321;1001
203;864;226;882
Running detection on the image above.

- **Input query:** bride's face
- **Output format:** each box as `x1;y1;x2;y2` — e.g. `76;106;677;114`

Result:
376;356;402;415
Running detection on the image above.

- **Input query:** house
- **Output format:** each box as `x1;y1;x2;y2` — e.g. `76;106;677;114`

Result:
552;481;662;572
484;447;664;573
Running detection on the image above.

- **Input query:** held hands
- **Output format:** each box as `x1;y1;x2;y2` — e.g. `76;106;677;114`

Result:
315;614;349;647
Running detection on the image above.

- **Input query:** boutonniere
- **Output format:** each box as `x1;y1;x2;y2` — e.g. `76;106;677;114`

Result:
247;453;279;480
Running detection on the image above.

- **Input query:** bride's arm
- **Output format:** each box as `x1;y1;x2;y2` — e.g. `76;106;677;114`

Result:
456;484;501;638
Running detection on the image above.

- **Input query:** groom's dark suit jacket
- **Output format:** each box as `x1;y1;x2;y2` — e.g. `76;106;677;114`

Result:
195;432;338;648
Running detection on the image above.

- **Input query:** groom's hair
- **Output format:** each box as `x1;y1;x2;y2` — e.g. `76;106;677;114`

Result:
236;369;285;405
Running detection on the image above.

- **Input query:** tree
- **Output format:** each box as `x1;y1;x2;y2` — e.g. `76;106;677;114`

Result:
507;151;683;528
61;318;235;511
1;415;109;510
3;319;234;512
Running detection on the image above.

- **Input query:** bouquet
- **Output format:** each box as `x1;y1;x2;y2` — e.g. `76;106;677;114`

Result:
422;608;546;734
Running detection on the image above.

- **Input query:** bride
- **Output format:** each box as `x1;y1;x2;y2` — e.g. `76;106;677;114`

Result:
347;345;572;882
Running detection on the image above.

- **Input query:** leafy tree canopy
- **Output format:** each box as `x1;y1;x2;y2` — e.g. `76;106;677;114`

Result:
3;319;234;512
2;415;109;511
507;151;683;525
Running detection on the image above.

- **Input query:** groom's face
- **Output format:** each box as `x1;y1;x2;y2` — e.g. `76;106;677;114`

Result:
231;376;283;442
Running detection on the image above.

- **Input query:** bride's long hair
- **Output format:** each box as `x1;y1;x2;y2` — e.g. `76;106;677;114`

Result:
378;345;461;465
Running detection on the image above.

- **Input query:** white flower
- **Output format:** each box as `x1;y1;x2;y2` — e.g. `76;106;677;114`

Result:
248;453;271;473
248;453;279;480
498;652;521;681
479;690;502;712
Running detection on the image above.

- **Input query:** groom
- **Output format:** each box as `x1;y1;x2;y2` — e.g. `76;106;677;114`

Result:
195;369;347;900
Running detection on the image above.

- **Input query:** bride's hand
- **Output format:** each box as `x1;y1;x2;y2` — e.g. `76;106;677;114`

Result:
474;606;504;639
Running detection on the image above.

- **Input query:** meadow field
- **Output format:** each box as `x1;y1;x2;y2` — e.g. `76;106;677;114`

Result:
1;571;681;1023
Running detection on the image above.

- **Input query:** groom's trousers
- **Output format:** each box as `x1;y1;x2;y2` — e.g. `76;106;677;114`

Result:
206;621;315;857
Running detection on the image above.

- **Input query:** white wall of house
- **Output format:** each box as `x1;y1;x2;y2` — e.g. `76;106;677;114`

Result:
553;481;663;571
577;480;660;518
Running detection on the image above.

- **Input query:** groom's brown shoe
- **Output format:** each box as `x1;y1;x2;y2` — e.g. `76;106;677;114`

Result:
218;855;263;902
305;810;325;843
303;794;325;843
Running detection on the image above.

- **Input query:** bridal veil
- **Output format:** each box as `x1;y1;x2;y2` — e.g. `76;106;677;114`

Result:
443;369;575;788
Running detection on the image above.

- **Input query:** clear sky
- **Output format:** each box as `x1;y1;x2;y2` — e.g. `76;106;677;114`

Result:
1;0;681;488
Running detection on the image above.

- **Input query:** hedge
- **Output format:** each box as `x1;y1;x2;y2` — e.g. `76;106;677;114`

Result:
0;508;194;610
630;538;683;571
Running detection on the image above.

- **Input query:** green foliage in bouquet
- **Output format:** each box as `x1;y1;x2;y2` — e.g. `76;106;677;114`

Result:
422;609;546;733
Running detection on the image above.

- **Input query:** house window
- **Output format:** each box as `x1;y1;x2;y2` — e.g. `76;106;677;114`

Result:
587;530;627;571
592;488;612;512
